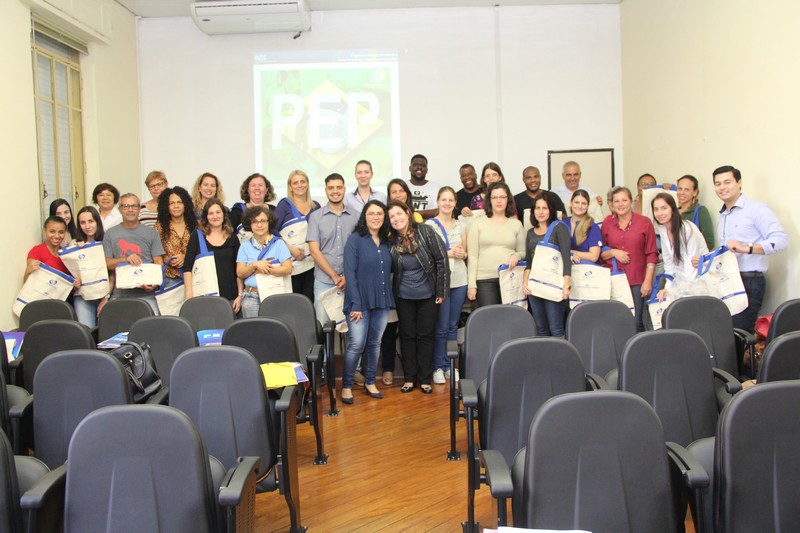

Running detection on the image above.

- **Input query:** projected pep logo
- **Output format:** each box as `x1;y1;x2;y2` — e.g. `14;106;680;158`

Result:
255;51;400;189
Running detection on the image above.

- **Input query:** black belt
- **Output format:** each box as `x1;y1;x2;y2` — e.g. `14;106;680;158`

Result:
740;271;765;278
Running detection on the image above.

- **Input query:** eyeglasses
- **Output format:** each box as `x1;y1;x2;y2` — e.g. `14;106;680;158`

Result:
120;204;139;210
251;219;269;226
366;212;384;218
148;181;167;190
490;195;508;200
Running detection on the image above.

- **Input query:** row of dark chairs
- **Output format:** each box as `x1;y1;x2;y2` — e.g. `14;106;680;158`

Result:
452;298;800;532
1;344;305;531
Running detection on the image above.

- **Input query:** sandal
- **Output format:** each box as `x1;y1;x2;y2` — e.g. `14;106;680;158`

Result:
401;384;415;393
382;371;394;386
421;385;433;394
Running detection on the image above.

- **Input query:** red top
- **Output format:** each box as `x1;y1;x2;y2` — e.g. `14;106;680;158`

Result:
601;212;658;286
27;242;69;274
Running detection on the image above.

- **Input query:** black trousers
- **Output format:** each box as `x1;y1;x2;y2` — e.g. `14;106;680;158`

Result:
396;296;438;385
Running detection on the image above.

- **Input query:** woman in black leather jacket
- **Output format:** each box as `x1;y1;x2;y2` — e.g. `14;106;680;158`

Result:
387;200;450;394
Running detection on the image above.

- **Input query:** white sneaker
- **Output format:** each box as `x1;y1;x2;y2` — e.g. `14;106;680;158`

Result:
433;369;445;384
444;368;460;382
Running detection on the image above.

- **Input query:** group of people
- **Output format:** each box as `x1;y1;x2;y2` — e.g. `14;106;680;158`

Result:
23;157;788;403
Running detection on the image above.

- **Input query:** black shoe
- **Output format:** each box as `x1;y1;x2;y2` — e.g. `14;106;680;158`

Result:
421;385;432;394
341;396;354;404
365;388;383;399
400;384;415;393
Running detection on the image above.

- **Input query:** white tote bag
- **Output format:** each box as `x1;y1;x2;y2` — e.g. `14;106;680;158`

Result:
279;202;315;275
498;261;528;308
13;263;75;317
190;231;220;297
569;261;611;309
641;185;678;222
58;241;110;301
528;222;567;302
116;262;163;289
609;258;635;316
254;238;291;302
645;273;673;330
319;286;348;333
697;246;748;315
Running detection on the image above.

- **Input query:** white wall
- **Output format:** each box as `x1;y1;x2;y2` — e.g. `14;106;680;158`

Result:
1;0;141;329
137;4;623;202
621;0;799;312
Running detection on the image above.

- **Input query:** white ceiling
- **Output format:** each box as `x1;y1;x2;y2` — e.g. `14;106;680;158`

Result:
116;0;619;18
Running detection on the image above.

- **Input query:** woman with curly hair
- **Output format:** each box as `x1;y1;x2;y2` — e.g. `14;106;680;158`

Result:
340;200;394;404
191;172;226;219
229;173;276;235
184;198;243;313
155;186;197;290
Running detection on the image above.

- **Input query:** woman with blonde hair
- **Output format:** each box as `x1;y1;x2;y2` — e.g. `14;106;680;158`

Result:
140;170;168;227
565;190;603;263
274;170;320;301
191;172;225;218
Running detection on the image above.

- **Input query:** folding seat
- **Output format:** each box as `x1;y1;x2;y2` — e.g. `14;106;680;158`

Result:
618;329;741;532
260;293;331;463
95;298;154;343
169;345;303;532
180;295;236;331
463;337;589;531
32;350;132;469
19;320;94;394
447;304;536;460
17;300;76;332
757;331;800;383
128;315;198;390
566;299;636;387
713;381;800;532
662;296;756;401
501;390;705;532
22;404;260;532
764;298;800;345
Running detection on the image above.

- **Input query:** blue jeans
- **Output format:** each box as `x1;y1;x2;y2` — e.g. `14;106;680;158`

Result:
631;284;645;333
342;308;389;389
74;295;100;328
528;295;567;337
433;285;467;371
241;291;260;318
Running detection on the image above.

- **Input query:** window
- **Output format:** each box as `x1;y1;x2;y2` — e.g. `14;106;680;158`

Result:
31;29;85;220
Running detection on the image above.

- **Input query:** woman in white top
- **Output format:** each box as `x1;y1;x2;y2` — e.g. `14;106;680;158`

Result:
92;183;122;230
426;186;468;384
651;192;708;301
466;182;525;307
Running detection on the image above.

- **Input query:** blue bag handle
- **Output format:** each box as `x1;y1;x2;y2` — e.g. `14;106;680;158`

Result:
429;218;450;250
697;245;728;276
647;273;674;304
542;220;567;248
257;237;282;261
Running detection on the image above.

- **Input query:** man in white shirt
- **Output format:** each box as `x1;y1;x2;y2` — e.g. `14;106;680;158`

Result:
552;161;604;222
344;160;386;216
408;154;441;219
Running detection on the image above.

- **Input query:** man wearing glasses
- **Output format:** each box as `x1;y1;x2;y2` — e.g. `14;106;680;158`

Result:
103;193;166;313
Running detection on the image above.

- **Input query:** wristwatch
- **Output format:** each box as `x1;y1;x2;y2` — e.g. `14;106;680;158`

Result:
748;244;754;255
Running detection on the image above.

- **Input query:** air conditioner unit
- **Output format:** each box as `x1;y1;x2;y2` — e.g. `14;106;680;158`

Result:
190;0;311;35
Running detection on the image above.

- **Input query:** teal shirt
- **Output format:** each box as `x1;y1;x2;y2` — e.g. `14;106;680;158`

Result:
682;205;714;250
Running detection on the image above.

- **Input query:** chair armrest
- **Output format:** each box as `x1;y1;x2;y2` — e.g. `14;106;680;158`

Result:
146;386;169;405
219;456;261;507
712;367;743;394
276;385;297;413
586;373;610;390
321;319;335;334
9;355;22;369
446;340;459;360
461;379;478;408
733;328;757;346
20;464;67;510
305;344;322;365
8;389;33;418
480;449;514;498
666;441;709;489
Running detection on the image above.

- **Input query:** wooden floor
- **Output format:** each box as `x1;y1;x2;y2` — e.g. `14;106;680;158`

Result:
253;380;697;532
253;379;495;532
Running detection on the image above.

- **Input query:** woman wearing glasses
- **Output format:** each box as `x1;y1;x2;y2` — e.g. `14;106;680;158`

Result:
466;182;525;307
140;170;168;227
235;205;292;317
